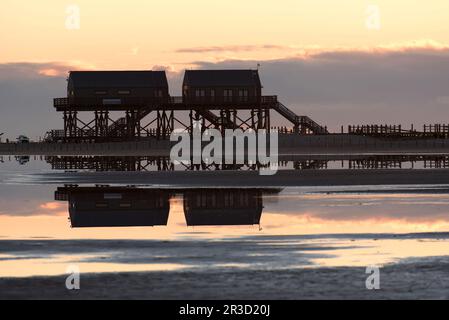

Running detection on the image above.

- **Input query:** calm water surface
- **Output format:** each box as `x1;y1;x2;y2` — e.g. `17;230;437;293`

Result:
1;157;449;277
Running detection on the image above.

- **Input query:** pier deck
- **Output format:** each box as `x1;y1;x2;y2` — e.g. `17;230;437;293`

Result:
2;134;449;156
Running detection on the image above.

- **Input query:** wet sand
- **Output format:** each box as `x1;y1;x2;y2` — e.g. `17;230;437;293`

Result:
27;169;449;187
1;256;449;300
1;236;449;299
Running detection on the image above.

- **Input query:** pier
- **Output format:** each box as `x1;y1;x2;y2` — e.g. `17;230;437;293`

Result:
1;69;449;157
2;133;449;156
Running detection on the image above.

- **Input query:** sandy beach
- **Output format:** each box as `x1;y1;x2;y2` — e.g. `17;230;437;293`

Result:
1;263;448;300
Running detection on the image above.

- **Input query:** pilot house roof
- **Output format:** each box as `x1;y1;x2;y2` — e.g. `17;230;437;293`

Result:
183;69;261;87
68;71;168;88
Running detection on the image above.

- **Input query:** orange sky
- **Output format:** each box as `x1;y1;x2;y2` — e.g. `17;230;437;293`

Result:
1;0;449;71
1;1;449;138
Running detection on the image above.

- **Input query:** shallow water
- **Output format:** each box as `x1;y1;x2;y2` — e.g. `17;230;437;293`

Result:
1;157;449;278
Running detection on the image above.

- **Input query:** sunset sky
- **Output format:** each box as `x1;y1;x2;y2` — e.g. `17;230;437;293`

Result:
2;0;449;69
1;0;449;137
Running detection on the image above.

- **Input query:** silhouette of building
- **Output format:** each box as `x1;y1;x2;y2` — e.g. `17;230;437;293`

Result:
182;69;262;105
67;70;169;108
183;189;263;226
50;68;327;142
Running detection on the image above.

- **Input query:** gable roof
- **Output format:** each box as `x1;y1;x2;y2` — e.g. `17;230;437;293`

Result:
69;71;168;88
183;69;261;87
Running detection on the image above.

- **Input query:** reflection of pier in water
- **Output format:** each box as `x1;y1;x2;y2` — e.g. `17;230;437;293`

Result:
45;155;449;171
46;156;173;171
55;186;279;228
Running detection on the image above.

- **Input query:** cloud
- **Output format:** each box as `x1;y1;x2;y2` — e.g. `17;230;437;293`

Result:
39;202;65;210
0;61;95;79
175;40;449;58
188;43;449;130
0;62;72;139
436;96;449;105
1;41;449;137
176;44;288;53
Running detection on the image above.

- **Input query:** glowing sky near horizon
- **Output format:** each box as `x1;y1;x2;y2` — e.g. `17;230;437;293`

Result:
1;0;449;70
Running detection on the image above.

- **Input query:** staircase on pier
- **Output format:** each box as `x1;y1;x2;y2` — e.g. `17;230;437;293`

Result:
108;110;153;137
273;101;328;134
196;109;237;129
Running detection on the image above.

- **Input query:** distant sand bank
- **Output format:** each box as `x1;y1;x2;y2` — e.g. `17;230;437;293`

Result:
29;169;449;187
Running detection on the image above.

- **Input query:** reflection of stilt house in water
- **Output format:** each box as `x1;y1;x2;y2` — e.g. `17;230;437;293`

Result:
55;186;282;228
183;189;263;226
55;187;169;227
